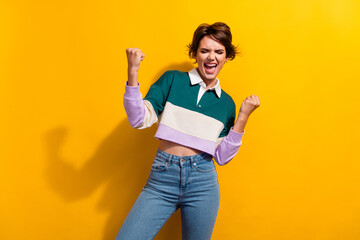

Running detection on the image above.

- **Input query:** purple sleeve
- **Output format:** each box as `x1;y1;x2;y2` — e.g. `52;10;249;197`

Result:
214;128;244;165
123;82;146;128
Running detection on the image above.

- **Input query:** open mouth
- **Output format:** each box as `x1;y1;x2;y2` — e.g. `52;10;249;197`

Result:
204;63;217;74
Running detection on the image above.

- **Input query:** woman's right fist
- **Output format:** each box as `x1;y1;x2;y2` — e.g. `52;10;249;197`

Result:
126;48;145;72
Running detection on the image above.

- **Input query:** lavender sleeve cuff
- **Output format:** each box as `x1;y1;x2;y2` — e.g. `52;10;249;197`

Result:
123;82;146;127
214;128;244;166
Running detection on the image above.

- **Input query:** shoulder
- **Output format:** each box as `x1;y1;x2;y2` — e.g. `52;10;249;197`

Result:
220;89;235;107
158;70;188;80
220;89;236;117
162;70;188;79
157;70;190;87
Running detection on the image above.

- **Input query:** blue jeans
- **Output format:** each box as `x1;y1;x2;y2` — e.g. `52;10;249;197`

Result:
115;149;220;240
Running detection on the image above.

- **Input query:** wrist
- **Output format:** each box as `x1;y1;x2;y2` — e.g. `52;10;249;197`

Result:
232;123;245;133
127;68;139;86
128;67;139;75
237;113;249;122
232;114;248;133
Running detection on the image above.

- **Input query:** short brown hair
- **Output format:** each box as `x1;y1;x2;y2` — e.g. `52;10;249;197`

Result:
188;22;239;61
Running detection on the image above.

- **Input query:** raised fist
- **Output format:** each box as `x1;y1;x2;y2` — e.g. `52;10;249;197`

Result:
126;48;145;72
239;94;260;118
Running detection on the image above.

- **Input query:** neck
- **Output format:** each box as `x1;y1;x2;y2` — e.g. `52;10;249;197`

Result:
204;78;217;90
196;68;217;89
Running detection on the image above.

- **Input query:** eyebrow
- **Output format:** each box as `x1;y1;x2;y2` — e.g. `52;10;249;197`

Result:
199;48;225;51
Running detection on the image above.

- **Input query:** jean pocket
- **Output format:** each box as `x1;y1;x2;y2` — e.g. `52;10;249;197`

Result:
194;159;215;173
151;157;169;172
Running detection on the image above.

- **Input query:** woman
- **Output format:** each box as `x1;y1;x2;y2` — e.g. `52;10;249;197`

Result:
116;22;260;240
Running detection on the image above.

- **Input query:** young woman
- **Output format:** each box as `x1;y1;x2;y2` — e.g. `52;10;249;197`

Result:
116;22;260;240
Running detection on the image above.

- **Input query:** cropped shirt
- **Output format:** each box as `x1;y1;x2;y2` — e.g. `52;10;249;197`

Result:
123;68;244;165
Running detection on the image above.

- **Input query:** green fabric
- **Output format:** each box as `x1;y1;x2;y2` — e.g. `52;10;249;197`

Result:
144;70;236;138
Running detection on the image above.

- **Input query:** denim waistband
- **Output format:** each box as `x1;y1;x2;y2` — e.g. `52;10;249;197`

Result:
155;148;212;164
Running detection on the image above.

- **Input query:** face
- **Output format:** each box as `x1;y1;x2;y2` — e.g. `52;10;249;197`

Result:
194;35;229;84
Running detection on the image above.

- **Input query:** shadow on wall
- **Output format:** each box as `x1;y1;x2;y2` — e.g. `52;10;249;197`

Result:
44;62;194;240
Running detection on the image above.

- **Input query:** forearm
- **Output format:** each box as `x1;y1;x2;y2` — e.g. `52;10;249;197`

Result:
124;48;152;128
127;68;139;86
214;128;244;165
232;113;248;133
123;72;158;129
123;83;145;127
214;114;248;165
126;47;144;86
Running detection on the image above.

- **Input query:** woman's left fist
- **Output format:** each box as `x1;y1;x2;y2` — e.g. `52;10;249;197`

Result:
238;95;260;118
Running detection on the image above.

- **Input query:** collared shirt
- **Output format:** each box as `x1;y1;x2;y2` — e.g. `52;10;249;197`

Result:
124;69;243;165
188;68;222;104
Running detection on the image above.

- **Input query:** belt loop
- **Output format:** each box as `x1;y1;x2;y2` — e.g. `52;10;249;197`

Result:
168;153;172;164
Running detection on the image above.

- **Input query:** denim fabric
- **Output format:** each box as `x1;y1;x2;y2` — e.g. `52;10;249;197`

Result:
115;149;220;240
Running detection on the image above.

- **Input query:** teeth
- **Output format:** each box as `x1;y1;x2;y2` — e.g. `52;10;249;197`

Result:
205;63;217;67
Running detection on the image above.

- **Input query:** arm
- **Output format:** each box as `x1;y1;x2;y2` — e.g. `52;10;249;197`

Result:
214;95;260;165
123;48;158;128
126;48;144;87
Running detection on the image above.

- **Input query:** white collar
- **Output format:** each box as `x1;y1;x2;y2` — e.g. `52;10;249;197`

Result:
188;68;222;98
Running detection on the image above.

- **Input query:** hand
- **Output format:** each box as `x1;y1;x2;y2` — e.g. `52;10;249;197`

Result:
126;48;145;72
232;95;260;133
238;95;260;119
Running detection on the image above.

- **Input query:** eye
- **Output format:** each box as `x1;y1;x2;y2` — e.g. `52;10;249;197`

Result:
216;50;224;54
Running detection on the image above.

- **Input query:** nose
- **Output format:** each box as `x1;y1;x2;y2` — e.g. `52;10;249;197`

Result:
207;52;215;60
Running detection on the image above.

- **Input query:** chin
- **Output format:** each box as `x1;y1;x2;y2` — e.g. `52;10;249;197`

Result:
204;73;217;81
198;67;219;82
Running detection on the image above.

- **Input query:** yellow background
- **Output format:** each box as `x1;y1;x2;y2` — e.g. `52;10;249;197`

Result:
1;0;360;239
